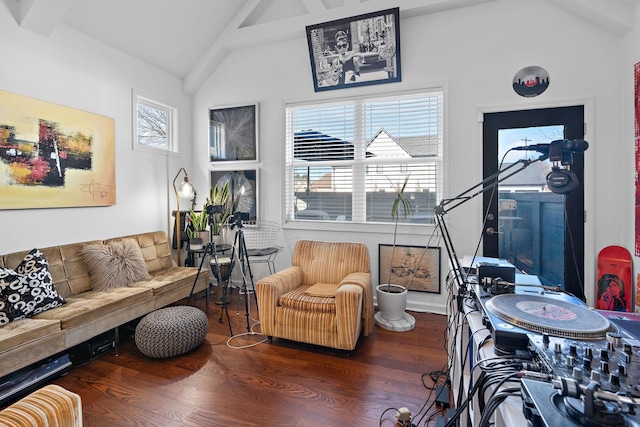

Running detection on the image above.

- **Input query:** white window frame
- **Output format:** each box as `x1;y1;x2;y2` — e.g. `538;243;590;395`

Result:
284;87;444;232
132;92;178;154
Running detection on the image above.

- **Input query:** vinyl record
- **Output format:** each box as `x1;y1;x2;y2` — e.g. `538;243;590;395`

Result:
513;65;550;97
485;293;610;339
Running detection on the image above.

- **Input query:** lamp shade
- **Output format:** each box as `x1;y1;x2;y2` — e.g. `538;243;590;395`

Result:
177;177;195;199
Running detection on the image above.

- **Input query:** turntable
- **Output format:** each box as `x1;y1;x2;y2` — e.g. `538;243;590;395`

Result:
474;286;611;354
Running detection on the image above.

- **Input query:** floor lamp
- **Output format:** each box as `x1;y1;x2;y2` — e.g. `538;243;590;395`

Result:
173;168;196;266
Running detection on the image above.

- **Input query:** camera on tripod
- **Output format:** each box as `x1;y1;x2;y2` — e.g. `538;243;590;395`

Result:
229;211;250;229
205;204;225;215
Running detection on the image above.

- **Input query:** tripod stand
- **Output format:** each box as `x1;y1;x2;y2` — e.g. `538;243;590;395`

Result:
229;214;257;332
188;236;233;336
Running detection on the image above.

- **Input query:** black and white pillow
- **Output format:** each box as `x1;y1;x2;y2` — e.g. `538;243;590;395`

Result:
0;249;66;325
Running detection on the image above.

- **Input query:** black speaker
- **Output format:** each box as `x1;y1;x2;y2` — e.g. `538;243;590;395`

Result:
546;166;578;194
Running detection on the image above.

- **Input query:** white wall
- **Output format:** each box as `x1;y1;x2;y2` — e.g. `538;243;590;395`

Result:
194;0;623;313
0;2;193;254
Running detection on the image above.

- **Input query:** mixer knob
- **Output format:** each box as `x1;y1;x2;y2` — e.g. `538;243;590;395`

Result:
601;360;609;374
619;364;627;377
572;367;583;381
625;343;633;355
584;358;592;371
590;370;601;383
606;332;622;348
610;372;620;387
567;355;575;368
569;344;577;355
607;341;616;352
600;349;609;362
542;333;550;345
554;342;563;353
585;347;593;359
624;353;632;364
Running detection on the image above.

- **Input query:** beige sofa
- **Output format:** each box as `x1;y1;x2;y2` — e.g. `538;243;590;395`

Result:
0;231;208;378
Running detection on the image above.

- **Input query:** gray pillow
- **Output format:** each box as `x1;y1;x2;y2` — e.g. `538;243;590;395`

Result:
79;239;150;291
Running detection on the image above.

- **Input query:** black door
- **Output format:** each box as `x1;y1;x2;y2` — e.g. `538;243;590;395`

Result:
482;106;585;300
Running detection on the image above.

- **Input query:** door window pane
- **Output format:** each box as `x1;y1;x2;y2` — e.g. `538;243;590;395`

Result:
497;125;565;287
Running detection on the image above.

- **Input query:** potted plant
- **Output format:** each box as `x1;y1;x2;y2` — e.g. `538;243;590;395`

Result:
206;181;231;244
376;175;413;323
188;207;209;246
187;228;203;250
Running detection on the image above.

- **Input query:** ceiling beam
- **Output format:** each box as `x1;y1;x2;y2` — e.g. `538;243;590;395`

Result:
184;0;263;95
184;0;497;94
301;0;326;15
15;0;73;37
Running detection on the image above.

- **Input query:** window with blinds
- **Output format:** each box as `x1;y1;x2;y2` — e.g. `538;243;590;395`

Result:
285;89;443;225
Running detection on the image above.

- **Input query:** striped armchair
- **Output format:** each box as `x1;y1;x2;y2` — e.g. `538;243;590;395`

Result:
256;240;373;351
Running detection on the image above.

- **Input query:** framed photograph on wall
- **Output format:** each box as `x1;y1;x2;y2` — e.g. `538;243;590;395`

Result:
378;244;441;293
209;103;258;162
210;168;258;222
305;7;401;92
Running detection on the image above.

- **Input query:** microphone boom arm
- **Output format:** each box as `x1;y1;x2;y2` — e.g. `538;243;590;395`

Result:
434;156;545;294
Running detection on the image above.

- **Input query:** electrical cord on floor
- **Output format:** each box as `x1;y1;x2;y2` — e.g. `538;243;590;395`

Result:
379;407;417;427
410;364;450;426
225;312;268;349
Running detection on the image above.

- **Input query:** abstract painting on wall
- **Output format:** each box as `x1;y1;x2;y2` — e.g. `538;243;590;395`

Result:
0;89;115;209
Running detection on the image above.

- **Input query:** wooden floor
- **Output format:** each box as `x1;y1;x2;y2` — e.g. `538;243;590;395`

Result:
53;291;449;426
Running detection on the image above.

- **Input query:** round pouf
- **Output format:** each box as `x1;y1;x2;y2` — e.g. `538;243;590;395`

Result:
135;306;208;358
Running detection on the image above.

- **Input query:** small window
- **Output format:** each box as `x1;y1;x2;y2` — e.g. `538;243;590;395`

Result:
134;94;177;153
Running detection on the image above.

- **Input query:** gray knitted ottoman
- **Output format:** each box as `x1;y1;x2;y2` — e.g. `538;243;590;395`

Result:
135;305;208;358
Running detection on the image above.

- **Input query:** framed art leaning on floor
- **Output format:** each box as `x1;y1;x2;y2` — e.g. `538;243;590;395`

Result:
379;244;440;293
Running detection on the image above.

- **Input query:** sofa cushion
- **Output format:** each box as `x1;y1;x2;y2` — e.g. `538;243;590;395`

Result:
79;239;150;291
279;284;337;314
106;231;173;273
305;282;340;297
0;249;66;324
0;317;61;353
133;266;199;295
3;243;97;299
34;286;153;329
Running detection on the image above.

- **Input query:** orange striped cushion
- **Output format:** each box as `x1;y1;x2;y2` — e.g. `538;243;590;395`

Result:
305;282;339;297
0;384;83;426
280;285;337;314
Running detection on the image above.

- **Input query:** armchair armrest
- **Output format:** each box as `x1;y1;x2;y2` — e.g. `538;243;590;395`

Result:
256;266;304;335
340;271;371;287
338;271;374;336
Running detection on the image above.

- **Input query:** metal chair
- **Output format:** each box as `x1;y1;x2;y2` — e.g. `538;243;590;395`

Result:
242;220;282;274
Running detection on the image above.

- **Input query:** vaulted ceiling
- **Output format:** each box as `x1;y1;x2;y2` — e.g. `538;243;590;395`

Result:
4;0;639;94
